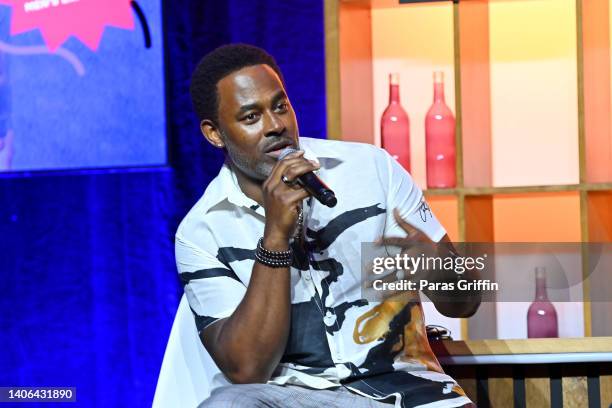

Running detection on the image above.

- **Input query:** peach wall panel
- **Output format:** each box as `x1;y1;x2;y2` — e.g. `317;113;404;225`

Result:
489;0;579;187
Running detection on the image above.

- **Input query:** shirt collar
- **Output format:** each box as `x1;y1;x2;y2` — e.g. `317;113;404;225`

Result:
210;137;339;212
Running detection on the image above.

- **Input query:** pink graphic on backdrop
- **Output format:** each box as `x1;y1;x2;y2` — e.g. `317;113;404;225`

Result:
0;0;134;51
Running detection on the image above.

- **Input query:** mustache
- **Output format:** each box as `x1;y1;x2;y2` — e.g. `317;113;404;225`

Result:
263;136;296;153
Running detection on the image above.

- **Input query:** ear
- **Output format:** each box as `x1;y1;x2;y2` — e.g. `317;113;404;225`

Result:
201;119;225;149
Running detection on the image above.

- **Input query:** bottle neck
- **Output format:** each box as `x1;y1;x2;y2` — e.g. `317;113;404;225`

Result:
389;84;400;104
535;276;548;301
433;82;445;102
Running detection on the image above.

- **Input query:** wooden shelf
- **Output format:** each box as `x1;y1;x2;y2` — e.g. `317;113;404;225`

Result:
432;337;612;356
424;182;612;196
326;0;612;341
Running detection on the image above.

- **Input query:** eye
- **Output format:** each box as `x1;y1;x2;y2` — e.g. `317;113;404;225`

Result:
243;112;260;123
275;101;289;112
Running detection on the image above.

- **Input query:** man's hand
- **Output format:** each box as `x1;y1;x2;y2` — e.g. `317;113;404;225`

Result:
378;208;439;257
261;150;319;247
377;208;481;318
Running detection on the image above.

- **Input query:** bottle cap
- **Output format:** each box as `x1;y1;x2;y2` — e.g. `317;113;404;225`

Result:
389;73;399;85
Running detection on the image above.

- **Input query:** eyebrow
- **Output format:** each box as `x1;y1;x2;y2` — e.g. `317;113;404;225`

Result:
236;90;288;116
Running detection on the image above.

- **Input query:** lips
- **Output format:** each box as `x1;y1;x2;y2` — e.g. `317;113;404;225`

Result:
264;140;295;157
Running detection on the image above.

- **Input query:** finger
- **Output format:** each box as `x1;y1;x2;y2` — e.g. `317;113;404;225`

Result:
365;269;398;289
281;186;312;205
268;153;312;183
393;208;419;235
365;272;398;289
392;208;431;243
265;153;307;188
282;150;305;160
379;237;414;248
272;151;305;172
269;160;320;191
364;262;382;288
282;161;321;184
378;231;421;245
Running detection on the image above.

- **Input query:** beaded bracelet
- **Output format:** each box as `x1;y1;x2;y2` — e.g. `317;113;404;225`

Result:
255;237;293;268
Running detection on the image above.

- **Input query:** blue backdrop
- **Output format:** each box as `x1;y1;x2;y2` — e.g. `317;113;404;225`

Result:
0;0;327;406
0;1;167;171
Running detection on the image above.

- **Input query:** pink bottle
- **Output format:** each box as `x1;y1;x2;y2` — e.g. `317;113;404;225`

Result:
527;267;559;338
425;71;456;188
381;73;411;172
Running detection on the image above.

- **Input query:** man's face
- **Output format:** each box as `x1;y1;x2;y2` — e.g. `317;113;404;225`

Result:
214;64;299;181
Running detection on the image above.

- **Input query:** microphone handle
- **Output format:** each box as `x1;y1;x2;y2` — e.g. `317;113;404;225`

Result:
298;172;337;208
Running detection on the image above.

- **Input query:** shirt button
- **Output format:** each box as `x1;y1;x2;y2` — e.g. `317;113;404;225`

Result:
303;272;311;281
323;313;336;326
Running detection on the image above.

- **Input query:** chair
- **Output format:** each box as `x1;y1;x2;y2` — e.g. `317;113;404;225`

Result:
153;295;229;408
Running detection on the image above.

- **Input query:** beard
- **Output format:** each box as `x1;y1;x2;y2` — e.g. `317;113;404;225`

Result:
221;130;275;182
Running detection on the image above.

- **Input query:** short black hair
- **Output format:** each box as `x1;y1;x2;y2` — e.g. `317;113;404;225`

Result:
189;43;285;123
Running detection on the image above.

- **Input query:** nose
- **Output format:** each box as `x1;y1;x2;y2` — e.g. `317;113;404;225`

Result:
263;111;286;137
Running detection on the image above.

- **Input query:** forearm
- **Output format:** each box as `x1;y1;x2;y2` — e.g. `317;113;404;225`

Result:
212;234;292;383
424;240;482;317
424;269;481;318
382;212;482;317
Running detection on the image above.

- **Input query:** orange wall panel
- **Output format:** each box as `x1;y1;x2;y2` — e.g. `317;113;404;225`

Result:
427;195;459;242
460;0;493;188
493;192;581;242
339;2;374;144
583;0;612;183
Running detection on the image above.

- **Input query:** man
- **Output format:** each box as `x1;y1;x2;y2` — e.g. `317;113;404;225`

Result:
177;43;479;407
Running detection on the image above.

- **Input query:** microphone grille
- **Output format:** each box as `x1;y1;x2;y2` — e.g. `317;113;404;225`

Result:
278;147;300;161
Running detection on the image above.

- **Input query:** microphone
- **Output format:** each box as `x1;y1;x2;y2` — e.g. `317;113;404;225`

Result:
278;148;337;208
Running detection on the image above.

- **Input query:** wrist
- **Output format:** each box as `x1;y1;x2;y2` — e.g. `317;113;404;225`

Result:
262;231;290;251
256;237;293;268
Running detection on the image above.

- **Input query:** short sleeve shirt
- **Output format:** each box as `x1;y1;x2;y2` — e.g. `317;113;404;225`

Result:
176;138;472;408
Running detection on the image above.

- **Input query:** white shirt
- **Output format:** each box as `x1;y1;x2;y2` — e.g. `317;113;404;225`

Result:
176;137;472;408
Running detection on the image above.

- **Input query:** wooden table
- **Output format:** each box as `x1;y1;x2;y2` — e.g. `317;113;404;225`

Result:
431;337;612;408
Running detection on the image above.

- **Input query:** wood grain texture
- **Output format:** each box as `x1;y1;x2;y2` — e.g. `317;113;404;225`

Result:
452;1;464;190
601;374;612;408
423;183;612;196
525;365;550;408
580;189;592;337
432;337;612;356
324;0;341;140
487;366;513;408
576;0;587;186
562;376;588;408
444;365;478;404
526;377;550;408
